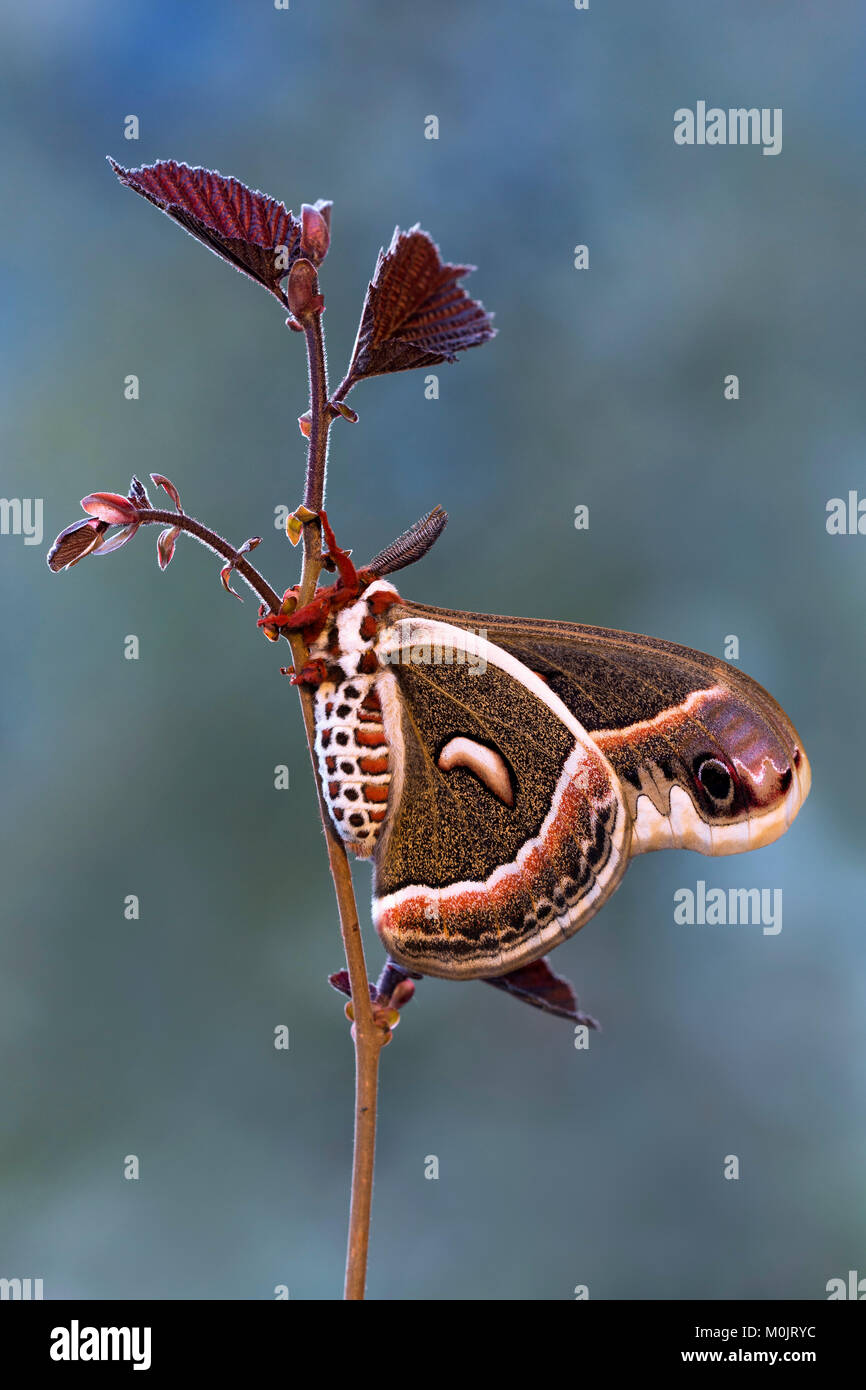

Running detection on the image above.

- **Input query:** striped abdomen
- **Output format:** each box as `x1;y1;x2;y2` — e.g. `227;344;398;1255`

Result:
313;679;391;857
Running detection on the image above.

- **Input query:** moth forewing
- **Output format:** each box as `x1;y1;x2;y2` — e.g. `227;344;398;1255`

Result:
369;611;630;980
399;600;811;864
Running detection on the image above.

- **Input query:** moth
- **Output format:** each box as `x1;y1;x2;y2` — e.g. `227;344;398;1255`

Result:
262;509;810;1012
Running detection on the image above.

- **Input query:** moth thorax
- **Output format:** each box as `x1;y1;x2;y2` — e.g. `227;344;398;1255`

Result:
313;676;391;857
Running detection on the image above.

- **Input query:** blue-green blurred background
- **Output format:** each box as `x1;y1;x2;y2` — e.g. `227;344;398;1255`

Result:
1;1;863;1300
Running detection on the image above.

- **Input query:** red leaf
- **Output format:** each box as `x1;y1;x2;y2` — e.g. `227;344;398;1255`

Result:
81;492;139;525
109;158;302;304
219;564;243;601
483;957;599;1026
328;971;377;1003
344;227;495;386
47;518;108;571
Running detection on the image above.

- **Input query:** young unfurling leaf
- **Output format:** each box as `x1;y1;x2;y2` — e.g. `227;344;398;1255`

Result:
93;522;141;556
219;537;261;599
220;564;244;601
49;494;143;571
128;475;151;510
81;492;139;525
150;474;183;513
47;518;109;571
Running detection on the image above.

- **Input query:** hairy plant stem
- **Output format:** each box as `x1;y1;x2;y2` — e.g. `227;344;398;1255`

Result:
136;303;383;1299
293;306;384;1303
138;306;382;1298
133;508;282;610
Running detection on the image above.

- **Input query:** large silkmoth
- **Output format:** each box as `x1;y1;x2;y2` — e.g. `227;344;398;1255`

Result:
261;510;809;1007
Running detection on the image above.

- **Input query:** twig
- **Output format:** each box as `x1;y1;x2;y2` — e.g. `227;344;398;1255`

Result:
134;508;282;611
291;299;384;1302
137;302;384;1299
66;162;495;1304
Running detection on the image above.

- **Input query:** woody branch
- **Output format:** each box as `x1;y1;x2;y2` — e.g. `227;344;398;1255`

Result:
285;253;385;1304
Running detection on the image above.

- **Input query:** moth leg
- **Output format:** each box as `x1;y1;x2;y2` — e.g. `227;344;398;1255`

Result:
375;956;422;1004
291;657;329;687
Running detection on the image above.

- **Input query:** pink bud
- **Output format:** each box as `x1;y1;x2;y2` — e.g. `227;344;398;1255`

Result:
300;203;331;264
81;492;138;525
128;475;150;509
286;258;323;317
157;526;180;570
313;199;332;233
297;411;312;438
